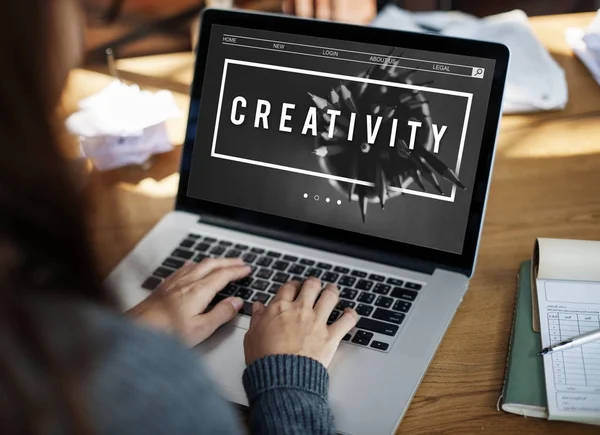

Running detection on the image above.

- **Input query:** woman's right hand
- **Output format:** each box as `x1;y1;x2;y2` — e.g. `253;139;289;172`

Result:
244;278;358;368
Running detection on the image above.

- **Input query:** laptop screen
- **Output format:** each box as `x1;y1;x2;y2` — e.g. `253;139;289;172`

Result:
186;24;496;255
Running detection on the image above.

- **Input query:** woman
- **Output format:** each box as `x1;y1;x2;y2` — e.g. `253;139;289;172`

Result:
282;0;379;23
0;1;358;434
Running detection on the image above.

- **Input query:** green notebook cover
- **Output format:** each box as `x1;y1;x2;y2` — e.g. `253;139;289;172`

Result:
500;260;547;418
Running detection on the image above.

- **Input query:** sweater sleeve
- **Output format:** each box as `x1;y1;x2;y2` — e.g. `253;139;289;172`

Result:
78;309;246;435
242;355;335;435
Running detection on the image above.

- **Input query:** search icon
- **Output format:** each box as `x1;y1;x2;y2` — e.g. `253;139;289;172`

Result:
472;67;485;78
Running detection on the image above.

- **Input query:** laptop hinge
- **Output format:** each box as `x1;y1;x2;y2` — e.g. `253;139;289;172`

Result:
197;214;446;276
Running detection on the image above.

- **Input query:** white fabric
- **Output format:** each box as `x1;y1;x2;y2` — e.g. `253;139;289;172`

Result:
565;9;600;87
372;6;569;114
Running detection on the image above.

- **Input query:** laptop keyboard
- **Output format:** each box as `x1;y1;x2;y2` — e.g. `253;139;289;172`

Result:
141;233;426;353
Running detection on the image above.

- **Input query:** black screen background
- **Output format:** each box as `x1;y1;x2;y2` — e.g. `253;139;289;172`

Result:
187;25;496;254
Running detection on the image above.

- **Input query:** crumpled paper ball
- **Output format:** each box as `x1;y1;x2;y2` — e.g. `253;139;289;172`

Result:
66;80;181;171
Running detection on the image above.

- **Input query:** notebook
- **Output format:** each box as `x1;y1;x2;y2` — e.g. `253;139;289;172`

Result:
500;260;547;418
533;238;600;425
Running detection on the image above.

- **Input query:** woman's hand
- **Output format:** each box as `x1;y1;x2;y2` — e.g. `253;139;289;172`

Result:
282;0;377;24
128;258;250;347
244;278;358;368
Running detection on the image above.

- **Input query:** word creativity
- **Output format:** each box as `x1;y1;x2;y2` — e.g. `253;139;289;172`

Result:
229;96;449;153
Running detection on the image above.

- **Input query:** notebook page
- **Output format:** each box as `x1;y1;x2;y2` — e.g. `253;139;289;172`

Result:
537;279;600;424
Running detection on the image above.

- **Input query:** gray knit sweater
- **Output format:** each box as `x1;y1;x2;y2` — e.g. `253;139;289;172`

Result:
2;299;335;435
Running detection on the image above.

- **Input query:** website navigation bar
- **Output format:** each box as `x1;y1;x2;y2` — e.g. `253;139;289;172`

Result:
222;33;485;79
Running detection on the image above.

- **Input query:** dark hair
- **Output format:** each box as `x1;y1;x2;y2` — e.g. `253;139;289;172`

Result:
0;1;115;433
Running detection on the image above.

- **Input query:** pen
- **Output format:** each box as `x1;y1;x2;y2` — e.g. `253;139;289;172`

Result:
538;327;600;355
106;48;120;82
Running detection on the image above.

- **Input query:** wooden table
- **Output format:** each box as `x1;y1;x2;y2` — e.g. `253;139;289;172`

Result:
65;12;600;435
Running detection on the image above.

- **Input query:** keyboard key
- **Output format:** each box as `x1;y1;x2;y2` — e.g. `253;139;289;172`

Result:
386;278;403;286
373;284;391;295
242;253;257;263
273;272;290;283
195;243;211;252
141;276;162;290
351;270;367;278
373;308;405;325
237;277;253;287
356;280;373;291
321;272;339;283
172;248;194;260
251;280;270;291
356;318;399;336
339;276;356;286
221;284;238;296
194;254;208;263
336;300;356;310
153;267;174;278
211;293;226;305
240;301;254;316
405;282;423;290
370;341;389;351
305;268;322;278
357;292;375;304
225;249;242;258
180;239;195;248
256;257;273;267
392;300;412;313
267;251;281;258
268;283;281;294
210;246;226;256
219;240;233;247
342;333;352;341
327;310;341;324
391;288;418;301
334;266;350;274
256;269;274;280
204;237;217;243
251;247;265;254
317;262;332;270
163;257;184;269
369;274;385;282
352;330;373;346
283;255;298;261
300;259;315;266
236;288;254;300
339;288;358;300
356;330;374;340
375;296;393;308
351;336;371;346
235;244;249;250
289;264;306;275
187;234;201;240
291;276;304;282
356;304;374;317
251;292;270;304
272;261;290;271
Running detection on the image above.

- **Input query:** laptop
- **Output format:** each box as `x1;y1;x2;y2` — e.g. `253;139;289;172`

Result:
108;9;509;435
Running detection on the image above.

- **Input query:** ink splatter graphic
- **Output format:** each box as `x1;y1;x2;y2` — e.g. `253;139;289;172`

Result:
310;50;466;223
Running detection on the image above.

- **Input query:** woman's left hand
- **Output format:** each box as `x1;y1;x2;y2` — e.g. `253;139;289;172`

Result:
127;258;250;347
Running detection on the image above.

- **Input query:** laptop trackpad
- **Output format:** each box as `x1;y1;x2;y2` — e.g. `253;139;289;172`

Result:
196;324;248;403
